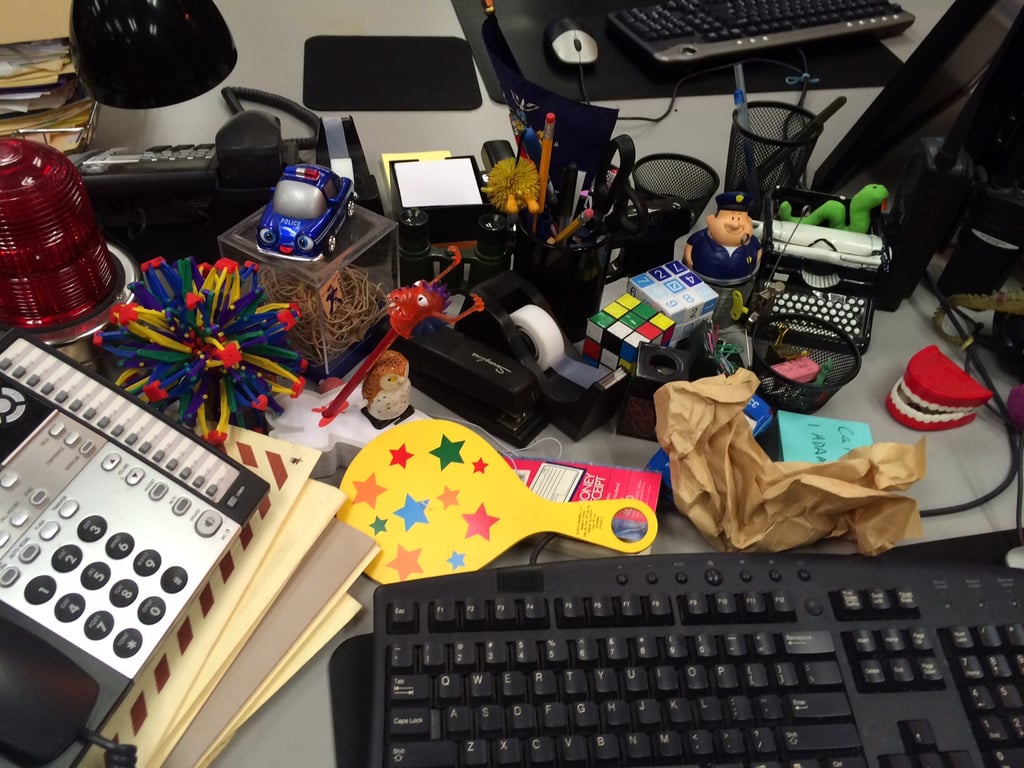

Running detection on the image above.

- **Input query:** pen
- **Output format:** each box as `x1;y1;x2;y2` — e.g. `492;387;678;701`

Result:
733;63;751;132
734;63;760;211
548;207;593;245
534;112;556;233
756;96;847;180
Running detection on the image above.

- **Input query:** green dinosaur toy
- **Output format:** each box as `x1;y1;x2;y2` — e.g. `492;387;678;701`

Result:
777;183;888;234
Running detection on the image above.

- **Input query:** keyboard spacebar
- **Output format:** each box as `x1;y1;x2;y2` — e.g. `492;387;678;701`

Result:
388;741;456;768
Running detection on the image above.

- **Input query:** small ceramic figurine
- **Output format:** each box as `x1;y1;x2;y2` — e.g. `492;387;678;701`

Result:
361;349;414;427
683;191;762;286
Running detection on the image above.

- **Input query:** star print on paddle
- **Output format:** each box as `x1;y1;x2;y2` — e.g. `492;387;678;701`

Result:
390;443;413;468
351;473;387;508
447;551;466;570
473;458;488;473
394;494;430;531
369;517;388;535
430;434;465;469
387;544;423;581
463;504;499;540
437;486;460;509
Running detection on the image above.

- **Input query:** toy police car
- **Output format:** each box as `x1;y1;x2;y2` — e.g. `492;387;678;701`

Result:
256;163;355;261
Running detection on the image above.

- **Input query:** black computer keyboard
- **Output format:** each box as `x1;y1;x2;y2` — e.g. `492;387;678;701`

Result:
607;0;915;67
357;551;1024;768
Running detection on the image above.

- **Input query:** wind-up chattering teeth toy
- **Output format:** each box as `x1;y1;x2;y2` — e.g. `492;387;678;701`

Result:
93;256;307;444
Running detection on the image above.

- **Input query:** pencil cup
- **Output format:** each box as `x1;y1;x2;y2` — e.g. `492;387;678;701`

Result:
724;101;822;219
616;153;720;277
512;223;612;343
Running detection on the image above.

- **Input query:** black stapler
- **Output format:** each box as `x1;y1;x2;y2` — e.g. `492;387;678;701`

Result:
392;326;548;448
455;272;628;442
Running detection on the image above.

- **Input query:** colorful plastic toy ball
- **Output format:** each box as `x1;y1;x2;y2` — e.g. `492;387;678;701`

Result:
93;256;307;444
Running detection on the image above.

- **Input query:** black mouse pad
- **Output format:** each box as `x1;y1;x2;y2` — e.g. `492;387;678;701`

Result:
451;0;905;104
330;633;374;767
303;36;482;111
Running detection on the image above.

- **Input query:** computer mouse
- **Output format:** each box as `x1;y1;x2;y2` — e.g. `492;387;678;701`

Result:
543;17;599;67
0;615;100;765
1006;545;1024;569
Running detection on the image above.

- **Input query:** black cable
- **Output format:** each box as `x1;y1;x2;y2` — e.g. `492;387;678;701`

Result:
529;533;559;564
577;61;591;105
792;48;810;109
1017;436;1024;548
219;86;319;151
617;54;815;124
81;729;138;768
789;48;811;185
221;86;320;128
917;270;1022;520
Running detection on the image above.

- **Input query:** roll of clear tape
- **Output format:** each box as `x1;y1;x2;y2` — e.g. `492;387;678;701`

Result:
509;304;606;388
509;304;563;370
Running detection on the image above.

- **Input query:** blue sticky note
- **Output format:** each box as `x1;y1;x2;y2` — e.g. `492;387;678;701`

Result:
777;410;873;463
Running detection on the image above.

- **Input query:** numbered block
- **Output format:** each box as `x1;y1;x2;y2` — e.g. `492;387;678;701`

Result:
626;260;718;343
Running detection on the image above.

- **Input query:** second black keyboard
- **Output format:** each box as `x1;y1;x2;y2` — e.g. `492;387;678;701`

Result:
607;0;915;68
359;551;1024;768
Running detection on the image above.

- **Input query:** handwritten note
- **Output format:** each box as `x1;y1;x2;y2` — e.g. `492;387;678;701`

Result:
777;410;873;463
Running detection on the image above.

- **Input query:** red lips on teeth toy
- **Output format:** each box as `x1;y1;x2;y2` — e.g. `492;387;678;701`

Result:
886;345;993;431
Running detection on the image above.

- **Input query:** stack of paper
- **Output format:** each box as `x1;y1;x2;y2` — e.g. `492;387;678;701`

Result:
78;428;379;768
1;0;97;153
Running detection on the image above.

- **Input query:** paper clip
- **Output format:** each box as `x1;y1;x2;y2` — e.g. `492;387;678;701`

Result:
771;323;806;361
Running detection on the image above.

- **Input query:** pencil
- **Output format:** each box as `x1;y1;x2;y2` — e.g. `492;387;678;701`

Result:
533;112;556;233
557;160;578;230
548;207;593;245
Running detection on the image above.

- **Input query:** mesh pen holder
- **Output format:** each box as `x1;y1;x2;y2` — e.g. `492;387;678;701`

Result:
724;101;822;218
614;153;720;278
751;313;861;414
632;153;720;209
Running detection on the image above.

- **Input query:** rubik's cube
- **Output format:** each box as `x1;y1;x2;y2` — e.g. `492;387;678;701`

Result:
582;294;675;372
627;260;718;343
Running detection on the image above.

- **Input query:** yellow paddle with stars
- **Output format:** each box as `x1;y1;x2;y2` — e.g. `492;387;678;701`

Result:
338;419;658;584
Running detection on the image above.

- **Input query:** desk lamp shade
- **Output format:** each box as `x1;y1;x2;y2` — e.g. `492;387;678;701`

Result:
70;0;237;109
0;139;117;328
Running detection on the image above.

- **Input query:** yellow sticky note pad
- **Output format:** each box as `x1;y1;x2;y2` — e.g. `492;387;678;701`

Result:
380;150;452;191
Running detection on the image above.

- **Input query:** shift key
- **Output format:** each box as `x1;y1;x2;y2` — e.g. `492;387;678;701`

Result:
389;741;456;768
780;723;861;753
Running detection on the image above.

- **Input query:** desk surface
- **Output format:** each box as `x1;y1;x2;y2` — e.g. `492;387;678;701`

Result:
87;2;1023;766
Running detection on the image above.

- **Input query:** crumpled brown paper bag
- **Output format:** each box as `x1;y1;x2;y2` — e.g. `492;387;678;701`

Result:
654;368;926;555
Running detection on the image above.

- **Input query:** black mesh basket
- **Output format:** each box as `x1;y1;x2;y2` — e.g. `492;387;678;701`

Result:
751;313;861;414
631;153;720;213
724;101;822;218
613;153;720;278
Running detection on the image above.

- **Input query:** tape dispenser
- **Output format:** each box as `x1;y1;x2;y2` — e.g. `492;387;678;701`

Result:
455;272;628;441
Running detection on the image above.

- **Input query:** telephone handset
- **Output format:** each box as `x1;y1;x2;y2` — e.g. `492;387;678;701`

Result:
78;87;313;193
0;613;102;767
74;87;380;263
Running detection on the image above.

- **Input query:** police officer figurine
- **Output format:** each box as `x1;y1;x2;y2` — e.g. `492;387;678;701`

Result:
683;191;762;286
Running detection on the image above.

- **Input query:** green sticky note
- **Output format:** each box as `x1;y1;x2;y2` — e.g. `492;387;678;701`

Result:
777;410;873;463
